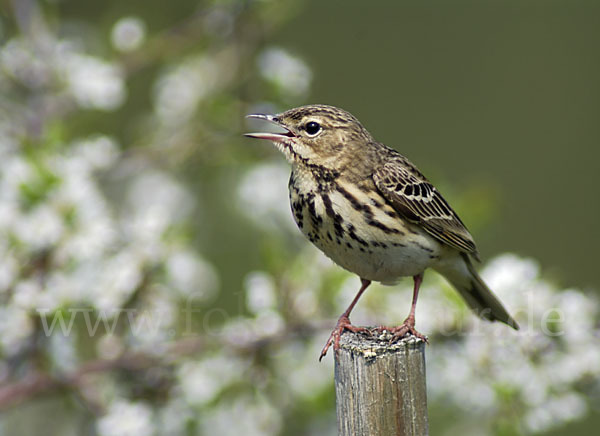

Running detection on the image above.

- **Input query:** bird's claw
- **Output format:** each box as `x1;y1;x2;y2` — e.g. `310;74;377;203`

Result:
319;315;367;361
376;318;428;343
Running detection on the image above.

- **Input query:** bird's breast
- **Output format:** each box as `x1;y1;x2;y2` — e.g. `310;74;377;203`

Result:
288;171;442;283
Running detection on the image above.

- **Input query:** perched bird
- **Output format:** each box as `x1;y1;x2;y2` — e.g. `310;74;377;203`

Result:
245;104;519;360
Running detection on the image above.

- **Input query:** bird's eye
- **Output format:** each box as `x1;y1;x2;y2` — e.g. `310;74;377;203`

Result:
305;121;322;136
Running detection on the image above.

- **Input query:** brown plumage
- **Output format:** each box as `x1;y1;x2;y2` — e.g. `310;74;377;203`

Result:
373;157;480;259
246;104;518;359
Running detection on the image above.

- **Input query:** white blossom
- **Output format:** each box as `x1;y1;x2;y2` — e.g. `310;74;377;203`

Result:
97;401;154;436
258;47;312;97
166;250;219;300
0;307;34;354
111;17;146;52
237;161;296;232
60;46;126;110
200;395;282;436
153;56;219;124
245;271;277;314
177;355;248;406
13;204;65;249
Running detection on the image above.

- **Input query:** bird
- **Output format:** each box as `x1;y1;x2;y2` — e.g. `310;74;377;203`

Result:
245;104;519;360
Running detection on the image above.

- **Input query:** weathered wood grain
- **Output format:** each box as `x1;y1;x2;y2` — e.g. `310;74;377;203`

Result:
334;330;428;436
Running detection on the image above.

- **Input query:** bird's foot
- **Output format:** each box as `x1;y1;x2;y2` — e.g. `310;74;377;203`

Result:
376;317;428;343
319;315;367;361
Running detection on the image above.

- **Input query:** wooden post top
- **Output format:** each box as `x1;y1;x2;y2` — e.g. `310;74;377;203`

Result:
334;330;428;436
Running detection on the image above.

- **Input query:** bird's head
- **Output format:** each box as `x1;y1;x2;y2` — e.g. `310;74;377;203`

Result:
245;104;373;169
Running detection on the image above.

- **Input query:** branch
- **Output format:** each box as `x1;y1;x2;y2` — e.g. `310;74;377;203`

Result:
0;322;320;410
0;351;158;410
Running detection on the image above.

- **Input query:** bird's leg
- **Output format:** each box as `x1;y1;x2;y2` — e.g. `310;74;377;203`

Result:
378;273;428;342
319;278;371;361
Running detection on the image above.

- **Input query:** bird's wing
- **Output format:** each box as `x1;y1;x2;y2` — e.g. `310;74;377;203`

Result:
372;155;479;259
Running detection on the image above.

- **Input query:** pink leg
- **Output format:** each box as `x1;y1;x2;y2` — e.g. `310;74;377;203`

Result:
378;273;428;342
319;278;371;361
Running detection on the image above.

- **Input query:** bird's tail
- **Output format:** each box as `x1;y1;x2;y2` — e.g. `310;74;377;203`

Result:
434;253;519;330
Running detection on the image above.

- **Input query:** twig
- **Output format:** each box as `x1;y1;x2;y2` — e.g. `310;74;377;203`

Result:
0;322;320;410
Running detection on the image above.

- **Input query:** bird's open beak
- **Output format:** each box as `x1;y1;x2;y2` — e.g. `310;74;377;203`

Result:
244;114;295;141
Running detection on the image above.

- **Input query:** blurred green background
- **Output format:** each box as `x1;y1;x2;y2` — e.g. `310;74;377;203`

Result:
0;0;598;435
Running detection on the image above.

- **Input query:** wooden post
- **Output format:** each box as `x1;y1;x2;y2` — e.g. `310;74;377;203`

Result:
334;330;428;436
